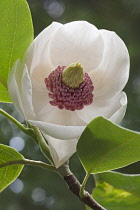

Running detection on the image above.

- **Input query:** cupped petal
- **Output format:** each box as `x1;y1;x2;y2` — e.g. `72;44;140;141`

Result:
44;134;78;168
8;60;36;120
49;21;104;71
31;86;86;126
28;119;85;140
20;65;35;120
109;94;127;124
32;87;53;119
36;105;87;126
76;92;127;124
23;22;62;89
90;30;130;99
8;60;25;117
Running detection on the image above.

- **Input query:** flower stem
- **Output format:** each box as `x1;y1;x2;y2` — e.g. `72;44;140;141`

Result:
32;126;54;165
0;109;36;140
0;159;57;172
0;109;53;164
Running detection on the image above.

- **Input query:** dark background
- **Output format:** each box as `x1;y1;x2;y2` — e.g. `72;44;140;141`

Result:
0;0;140;209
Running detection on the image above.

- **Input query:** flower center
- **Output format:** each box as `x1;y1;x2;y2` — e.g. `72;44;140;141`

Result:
44;64;94;111
62;62;84;88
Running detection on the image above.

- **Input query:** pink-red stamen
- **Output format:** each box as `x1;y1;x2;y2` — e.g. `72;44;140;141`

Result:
44;66;94;111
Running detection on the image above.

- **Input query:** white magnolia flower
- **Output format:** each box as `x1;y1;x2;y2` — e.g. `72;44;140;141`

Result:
8;21;130;168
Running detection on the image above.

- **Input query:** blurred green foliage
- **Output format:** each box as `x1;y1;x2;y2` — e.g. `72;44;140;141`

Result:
88;182;140;210
0;0;140;209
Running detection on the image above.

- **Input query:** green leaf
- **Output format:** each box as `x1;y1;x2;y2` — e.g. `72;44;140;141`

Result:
0;0;34;102
0;83;11;102
86;181;140;210
96;171;140;198
0;144;24;192
77;117;140;174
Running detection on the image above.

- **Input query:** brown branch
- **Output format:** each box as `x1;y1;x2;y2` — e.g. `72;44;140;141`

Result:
63;173;106;210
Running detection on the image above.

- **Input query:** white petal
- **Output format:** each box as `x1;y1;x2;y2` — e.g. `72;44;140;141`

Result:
23;22;62;89
36;106;87;126
28;120;85;140
21;65;35;120
8;60;25;117
76;92;127;124
44;134;78;168
32;87;53;119
49;21;104;71
8;60;36;120
109;94;127;124
90;30;130;99
31;86;86;126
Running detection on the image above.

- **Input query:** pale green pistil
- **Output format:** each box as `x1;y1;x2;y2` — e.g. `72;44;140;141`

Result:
62;62;84;88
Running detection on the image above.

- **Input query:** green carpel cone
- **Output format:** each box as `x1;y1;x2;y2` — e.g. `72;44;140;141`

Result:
62;62;84;88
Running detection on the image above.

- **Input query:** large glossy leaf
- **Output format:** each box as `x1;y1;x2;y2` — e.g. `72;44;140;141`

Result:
0;0;33;102
0;144;24;192
86;181;140;210
77;117;140;174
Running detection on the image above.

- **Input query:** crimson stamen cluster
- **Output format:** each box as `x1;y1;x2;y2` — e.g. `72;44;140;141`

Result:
44;66;94;111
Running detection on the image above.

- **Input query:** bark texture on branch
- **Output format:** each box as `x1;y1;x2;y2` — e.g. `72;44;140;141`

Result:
64;174;106;210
